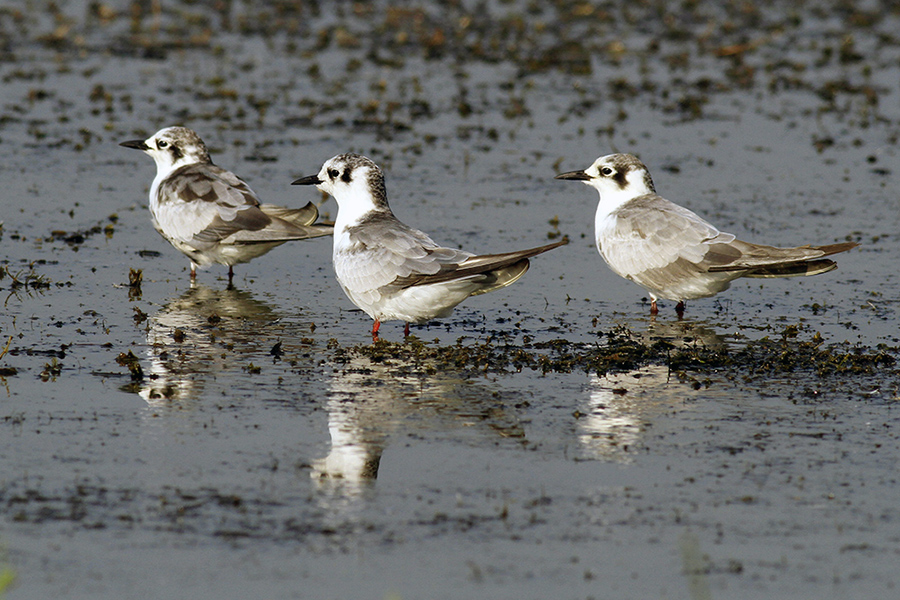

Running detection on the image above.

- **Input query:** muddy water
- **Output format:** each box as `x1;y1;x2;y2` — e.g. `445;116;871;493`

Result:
1;1;899;598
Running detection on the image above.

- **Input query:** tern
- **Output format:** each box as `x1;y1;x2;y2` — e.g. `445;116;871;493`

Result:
293;153;567;337
121;126;332;282
556;153;857;315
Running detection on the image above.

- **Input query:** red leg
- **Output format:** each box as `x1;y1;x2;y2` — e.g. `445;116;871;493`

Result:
650;299;659;315
371;320;381;340
675;301;685;318
404;322;410;337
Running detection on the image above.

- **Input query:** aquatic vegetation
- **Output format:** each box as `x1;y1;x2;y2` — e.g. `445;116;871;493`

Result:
330;325;898;381
1;265;57;304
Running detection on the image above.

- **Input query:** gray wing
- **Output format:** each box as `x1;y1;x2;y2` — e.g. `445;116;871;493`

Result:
605;194;846;277
601;194;739;275
393;238;568;288
336;213;566;306
155;164;268;243
212;202;333;244
160;163;260;209
157;166;330;244
335;214;473;298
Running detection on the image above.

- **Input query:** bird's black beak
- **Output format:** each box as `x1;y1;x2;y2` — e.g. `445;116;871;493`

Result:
554;170;592;181
120;139;150;151
292;175;322;186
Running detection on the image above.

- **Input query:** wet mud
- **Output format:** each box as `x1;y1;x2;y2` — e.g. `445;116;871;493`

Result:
1;1;899;598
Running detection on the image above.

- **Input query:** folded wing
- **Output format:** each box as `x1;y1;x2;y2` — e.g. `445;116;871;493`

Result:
156;165;331;245
337;212;567;304
602;194;736;275
605;194;857;278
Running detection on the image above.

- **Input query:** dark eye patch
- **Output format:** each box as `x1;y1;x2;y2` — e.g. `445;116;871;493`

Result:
341;167;352;183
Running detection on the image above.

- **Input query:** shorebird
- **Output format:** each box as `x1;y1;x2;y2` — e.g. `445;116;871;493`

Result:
556;153;857;315
293;153;567;337
121;126;332;282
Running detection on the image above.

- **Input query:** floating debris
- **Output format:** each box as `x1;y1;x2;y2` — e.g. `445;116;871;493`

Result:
47;215;119;248
115;350;144;382
127;268;142;300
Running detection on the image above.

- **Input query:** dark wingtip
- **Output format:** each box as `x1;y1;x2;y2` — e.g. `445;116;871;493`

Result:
541;236;569;250
524;236;569;256
815;241;860;256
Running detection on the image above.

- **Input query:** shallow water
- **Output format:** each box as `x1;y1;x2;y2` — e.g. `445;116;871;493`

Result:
1;1;900;598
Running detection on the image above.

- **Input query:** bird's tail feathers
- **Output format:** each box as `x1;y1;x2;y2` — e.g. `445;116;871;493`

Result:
469;259;531;296
259;202;320;227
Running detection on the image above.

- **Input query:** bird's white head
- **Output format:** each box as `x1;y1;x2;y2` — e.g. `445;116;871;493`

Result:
293;153;390;223
556;153;656;209
120;126;212;176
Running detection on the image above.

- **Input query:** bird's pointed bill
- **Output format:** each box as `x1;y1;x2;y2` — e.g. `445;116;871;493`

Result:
554;170;591;181
292;175;322;186
120;139;150;151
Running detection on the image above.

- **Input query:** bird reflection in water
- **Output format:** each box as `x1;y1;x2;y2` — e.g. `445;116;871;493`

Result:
640;315;727;352
313;352;525;496
133;284;280;404
578;317;725;462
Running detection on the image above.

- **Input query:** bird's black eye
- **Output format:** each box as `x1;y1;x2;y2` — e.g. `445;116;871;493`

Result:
327;168;339;179
600;167;614;176
157;140;168;149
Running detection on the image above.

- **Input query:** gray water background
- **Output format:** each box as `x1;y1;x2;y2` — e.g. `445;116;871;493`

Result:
0;1;899;598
